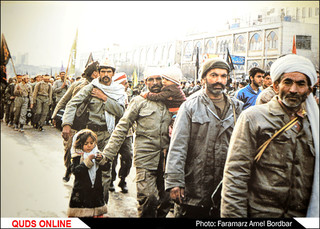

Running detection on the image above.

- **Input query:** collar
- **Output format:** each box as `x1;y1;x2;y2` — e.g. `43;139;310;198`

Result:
269;96;307;119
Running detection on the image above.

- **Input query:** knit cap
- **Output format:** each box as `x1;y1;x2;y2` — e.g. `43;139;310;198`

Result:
161;64;183;85
199;57;231;78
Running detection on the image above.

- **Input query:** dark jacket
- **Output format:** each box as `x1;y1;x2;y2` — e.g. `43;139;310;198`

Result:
67;153;109;217
146;84;186;108
165;89;243;208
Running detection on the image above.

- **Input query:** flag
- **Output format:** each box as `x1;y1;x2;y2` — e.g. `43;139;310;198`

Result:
1;33;12;83
68;29;78;76
195;47;200;81
85;52;94;68
226;48;235;71
132;68;138;88
1;33;11;66
292;35;297;54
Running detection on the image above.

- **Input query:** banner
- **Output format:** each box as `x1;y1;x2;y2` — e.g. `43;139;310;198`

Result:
231;55;245;65
132;68;138;88
85;52;94;68
1;33;12;82
68;29;78;76
226;48;235;70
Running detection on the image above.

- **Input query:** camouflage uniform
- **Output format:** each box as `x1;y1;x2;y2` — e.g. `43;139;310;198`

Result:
13;81;33;130
33;79;53;129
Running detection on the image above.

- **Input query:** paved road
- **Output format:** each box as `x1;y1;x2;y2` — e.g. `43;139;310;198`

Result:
1;122;138;217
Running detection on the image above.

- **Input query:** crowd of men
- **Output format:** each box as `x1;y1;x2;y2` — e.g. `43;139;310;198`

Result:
0;54;319;219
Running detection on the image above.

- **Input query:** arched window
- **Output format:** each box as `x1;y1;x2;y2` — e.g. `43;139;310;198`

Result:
140;48;147;66
184;42;192;61
267;31;278;49
234;35;246;52
248;61;259;69
168;45;175;66
249;33;262;50
205;39;215;54
266;60;274;70
193;41;202;61
154;47;162;65
146;48;153;65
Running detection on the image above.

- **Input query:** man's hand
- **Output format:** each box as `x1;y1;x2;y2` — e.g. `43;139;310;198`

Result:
91;88;107;102
95;153;103;162
62;125;72;141
170;187;185;204
30;104;33;109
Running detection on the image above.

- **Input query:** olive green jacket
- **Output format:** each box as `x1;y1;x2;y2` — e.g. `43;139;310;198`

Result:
221;96;315;218
103;95;171;170
62;83;125;128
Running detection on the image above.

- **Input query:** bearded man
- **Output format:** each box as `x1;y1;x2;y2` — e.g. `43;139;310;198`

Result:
62;58;126;205
236;67;265;110
164;58;243;218
221;54;319;218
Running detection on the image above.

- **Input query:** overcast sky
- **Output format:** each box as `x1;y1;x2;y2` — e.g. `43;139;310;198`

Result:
1;1;318;68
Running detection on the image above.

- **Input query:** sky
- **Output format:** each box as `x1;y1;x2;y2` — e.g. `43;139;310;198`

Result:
1;1;318;68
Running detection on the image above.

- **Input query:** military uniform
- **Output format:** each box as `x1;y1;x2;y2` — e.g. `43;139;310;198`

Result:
103;95;172;217
62;82;125;203
13;81;33;131
52;79;70;104
4;81;15;125
33;79;53;130
51;78;87;182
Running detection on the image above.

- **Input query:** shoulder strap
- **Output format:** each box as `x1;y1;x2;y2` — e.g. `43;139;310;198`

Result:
254;110;305;161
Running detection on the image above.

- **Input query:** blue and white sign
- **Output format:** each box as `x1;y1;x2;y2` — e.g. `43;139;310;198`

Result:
231;55;245;65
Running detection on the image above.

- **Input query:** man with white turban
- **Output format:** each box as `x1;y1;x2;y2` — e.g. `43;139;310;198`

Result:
221;54;319;218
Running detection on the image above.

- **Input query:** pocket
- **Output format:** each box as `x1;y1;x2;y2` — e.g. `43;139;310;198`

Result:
139;109;155;117
136;170;146;183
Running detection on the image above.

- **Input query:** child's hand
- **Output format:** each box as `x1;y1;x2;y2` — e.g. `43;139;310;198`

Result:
95;153;103;162
88;154;96;160
140;92;148;98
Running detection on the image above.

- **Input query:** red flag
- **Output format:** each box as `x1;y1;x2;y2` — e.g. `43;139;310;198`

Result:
292;35;297;54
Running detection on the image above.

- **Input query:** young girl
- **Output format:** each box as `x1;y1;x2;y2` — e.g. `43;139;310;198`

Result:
67;129;109;218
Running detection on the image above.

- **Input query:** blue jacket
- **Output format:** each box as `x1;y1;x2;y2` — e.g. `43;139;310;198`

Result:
236;85;261;110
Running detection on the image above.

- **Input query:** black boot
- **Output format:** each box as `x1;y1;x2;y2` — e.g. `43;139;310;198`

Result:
109;181;115;192
118;178;128;193
62;167;71;183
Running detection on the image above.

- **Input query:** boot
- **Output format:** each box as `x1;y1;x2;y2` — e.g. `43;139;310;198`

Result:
19;124;24;132
118;178;128;193
109;181;115;192
62;167;71;183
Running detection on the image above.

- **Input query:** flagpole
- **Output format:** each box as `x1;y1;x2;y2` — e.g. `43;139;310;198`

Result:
10;58;17;77
65;51;71;83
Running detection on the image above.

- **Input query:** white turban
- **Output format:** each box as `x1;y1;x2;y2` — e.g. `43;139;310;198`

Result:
143;67;162;80
271;54;319;217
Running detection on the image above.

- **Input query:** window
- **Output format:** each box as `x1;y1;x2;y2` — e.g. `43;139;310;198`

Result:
249;33;262;50
267;31;278;49
296;35;311;50
234;35;246;52
184;42;192;61
205;40;215;54
193;41;202;61
316;7;319;16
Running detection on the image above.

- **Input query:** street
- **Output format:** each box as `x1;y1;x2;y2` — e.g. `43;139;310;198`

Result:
0;122;138;217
